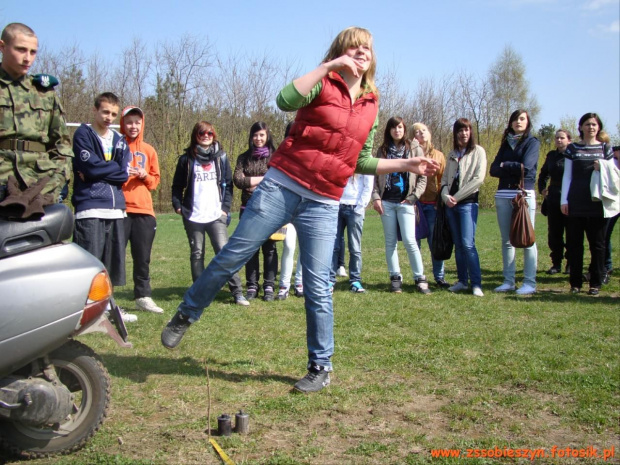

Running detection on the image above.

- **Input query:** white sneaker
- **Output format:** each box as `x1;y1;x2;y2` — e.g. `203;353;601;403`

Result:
448;282;469;293
135;297;164;314
336;266;348;277
516;284;536;295
120;309;138;323
472;286;484;297
234;294;250;306
494;283;516;292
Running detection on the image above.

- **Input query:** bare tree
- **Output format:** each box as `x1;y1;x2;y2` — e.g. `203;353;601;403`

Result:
36;44;90;124
409;75;456;153
86;54;110;107
456;71;492;146
125;38;152;107
212;53;251;161
148;34;214;209
376;65;414;134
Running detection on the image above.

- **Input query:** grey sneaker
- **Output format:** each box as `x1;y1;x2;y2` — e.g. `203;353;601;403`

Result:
390;274;403;293
294;284;304;297
494;283;516;292
246;287;258;300
293;364;331;393
448;281;469;293
415;276;432;295
135;296;163;314
263;286;275;302
161;311;192;349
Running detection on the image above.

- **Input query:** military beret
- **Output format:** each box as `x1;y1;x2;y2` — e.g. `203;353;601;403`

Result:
32;74;59;89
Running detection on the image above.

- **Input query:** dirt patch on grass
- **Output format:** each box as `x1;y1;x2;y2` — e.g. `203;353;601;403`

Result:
86;385;619;465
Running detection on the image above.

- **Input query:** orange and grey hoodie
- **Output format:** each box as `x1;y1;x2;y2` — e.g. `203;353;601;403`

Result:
120;106;160;217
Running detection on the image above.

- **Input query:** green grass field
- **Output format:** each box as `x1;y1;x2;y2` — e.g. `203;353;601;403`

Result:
7;210;619;464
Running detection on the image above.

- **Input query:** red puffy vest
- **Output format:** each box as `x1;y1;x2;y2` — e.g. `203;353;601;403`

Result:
269;73;378;200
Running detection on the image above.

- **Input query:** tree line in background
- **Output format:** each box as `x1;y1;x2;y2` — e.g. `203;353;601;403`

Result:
34;35;620;211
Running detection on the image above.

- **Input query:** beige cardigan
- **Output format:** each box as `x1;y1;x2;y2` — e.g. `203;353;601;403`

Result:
440;145;487;203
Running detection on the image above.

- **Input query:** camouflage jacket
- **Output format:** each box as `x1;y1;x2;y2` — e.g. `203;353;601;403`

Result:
0;66;72;198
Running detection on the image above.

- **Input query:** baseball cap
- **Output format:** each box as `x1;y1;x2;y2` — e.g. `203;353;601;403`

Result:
122;106;144;118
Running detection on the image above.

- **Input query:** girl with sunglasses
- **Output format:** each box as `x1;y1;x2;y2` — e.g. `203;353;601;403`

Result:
171;121;249;306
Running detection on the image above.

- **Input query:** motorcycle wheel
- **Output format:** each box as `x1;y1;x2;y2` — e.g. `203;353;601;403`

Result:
0;340;111;458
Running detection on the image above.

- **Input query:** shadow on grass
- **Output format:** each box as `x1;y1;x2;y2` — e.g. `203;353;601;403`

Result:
502;289;619;305
114;287;235;305
99;353;298;385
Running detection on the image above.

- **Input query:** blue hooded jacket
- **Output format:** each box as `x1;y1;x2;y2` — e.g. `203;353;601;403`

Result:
71;124;131;213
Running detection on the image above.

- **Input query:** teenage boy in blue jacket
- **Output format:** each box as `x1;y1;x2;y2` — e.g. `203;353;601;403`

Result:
71;92;135;321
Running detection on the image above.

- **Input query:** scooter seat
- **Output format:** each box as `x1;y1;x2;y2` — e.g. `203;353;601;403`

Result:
0;204;74;259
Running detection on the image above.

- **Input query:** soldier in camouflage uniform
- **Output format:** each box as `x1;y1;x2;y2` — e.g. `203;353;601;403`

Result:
0;22;72;208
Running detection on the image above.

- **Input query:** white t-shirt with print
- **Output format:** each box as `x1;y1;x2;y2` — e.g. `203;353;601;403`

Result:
189;161;222;224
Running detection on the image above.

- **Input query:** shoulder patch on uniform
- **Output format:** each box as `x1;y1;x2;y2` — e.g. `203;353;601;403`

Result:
80;150;91;162
32;74;59;89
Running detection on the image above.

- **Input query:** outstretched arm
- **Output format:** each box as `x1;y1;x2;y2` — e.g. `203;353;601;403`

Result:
375;157;439;177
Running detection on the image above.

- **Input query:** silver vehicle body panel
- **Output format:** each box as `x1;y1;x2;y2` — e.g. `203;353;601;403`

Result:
0;243;105;377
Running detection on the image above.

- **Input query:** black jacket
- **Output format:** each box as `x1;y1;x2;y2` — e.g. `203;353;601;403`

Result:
171;143;233;219
489;134;540;190
538;150;565;195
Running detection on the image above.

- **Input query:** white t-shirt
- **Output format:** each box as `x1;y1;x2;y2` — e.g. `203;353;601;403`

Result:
98;130;114;161
76;129;124;220
189;161;222;224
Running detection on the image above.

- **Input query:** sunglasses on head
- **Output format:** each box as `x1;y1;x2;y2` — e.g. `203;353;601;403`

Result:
198;130;214;138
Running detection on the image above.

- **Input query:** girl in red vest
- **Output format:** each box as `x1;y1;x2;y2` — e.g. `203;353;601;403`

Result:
162;27;439;393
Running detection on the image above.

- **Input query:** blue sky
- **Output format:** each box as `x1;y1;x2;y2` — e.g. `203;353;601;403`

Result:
2;0;619;133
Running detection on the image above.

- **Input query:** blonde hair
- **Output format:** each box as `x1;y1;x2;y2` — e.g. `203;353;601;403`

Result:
411;122;435;155
322;27;378;97
597;130;610;144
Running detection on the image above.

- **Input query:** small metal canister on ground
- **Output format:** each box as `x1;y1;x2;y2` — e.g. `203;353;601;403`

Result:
235;410;249;434
217;414;232;436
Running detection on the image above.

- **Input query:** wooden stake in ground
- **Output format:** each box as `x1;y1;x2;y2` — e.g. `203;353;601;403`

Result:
205;362;236;464
204;361;211;440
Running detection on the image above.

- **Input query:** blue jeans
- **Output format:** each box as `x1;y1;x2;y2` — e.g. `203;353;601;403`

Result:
445;202;482;287
330;204;364;284
179;179;338;369
495;192;538;287
416;203;445;281
380;201;424;279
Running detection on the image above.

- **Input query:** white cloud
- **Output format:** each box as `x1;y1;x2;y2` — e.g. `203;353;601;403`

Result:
582;0;618;10
603;19;620;32
588;20;620;35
